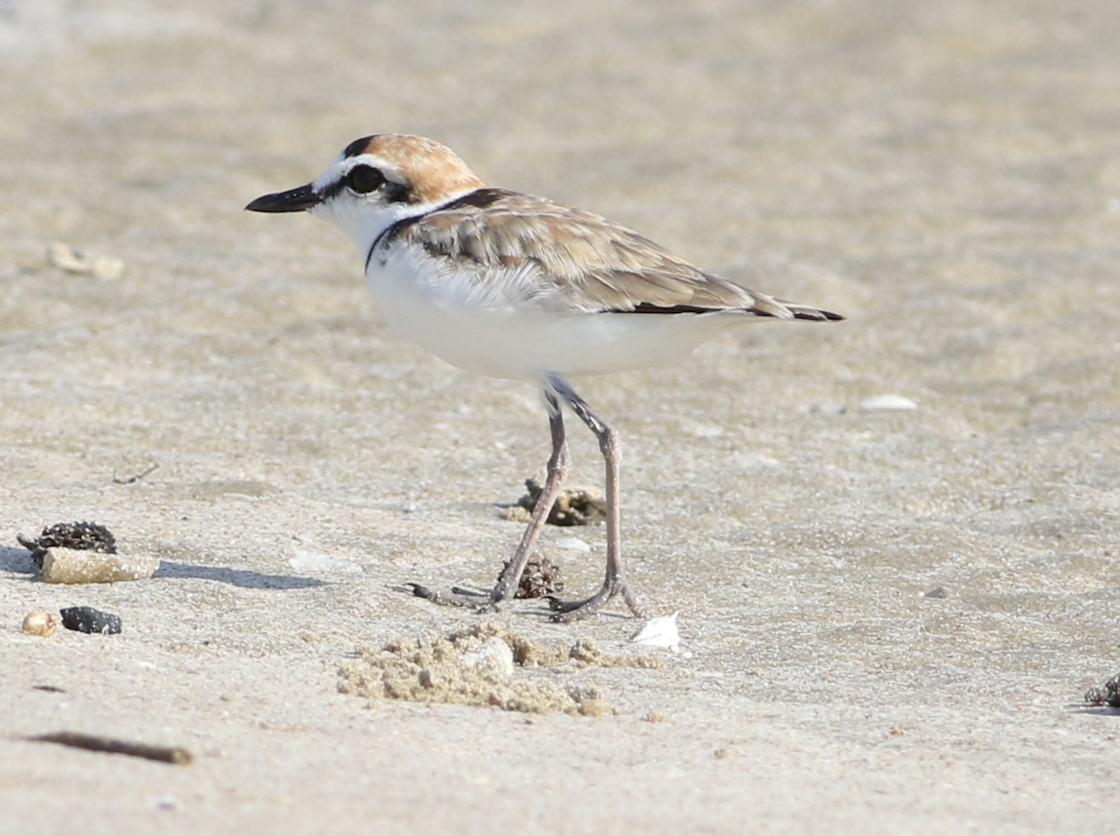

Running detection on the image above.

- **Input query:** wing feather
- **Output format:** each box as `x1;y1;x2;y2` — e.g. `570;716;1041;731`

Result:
399;190;842;321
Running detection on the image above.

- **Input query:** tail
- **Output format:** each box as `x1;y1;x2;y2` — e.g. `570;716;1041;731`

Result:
618;286;844;322
776;300;845;322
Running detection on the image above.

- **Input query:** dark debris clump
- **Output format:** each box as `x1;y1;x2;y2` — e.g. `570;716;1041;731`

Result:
59;606;122;635
500;553;564;599
17;521;117;568
516;477;605;526
1084;672;1120;708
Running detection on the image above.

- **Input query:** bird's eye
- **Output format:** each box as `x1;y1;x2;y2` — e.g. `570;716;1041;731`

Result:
346;165;384;194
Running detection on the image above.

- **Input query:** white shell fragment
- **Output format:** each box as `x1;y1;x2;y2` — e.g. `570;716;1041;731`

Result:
860;394;918;410
553;537;591;552
629;612;681;652
460;637;515;678
47;242;124;280
22;611;58;637
40;547;159;584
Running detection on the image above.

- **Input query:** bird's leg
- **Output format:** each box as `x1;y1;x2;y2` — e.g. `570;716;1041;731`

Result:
544;375;644;622
407;390;569;611
489;390;569;604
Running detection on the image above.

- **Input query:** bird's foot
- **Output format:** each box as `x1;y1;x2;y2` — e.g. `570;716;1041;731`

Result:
544;577;644;623
407;577;644;623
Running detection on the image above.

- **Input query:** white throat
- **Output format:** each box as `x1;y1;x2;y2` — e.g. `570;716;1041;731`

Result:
309;197;413;262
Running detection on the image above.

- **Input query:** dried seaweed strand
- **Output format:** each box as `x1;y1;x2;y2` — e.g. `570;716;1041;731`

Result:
27;731;192;765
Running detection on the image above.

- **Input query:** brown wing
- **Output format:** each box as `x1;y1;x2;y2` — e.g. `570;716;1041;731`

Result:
398;190;840;320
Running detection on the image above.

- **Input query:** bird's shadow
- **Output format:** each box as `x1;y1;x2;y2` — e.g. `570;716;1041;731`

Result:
1064;702;1120;716
0;547;37;574
152;561;327;589
0;547;325;590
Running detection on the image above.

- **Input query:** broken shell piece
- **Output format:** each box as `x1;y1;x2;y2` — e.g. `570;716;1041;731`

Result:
47;242;124;280
629;612;680;652
859;394;917;411
22;611;58;637
40;547;159;584
460;637;515;678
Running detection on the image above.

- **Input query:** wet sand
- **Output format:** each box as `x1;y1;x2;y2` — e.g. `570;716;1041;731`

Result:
2;1;1119;832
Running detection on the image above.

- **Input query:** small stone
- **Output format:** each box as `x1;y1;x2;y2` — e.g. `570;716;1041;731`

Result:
41;547;158;584
460;637;515;679
59;606;122;634
22;611;57;637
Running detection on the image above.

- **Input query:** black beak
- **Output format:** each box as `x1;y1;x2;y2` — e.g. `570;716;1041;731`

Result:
245;183;320;213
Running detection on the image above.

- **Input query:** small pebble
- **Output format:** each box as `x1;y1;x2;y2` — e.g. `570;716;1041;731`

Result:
923;586;954;598
22;611;57;637
461;637;515;678
59;606;122;634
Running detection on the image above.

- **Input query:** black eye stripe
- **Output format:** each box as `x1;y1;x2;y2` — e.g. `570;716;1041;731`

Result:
381;181;412;203
316;163;414;203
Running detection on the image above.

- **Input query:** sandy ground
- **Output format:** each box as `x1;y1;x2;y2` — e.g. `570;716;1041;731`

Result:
2;0;1119;832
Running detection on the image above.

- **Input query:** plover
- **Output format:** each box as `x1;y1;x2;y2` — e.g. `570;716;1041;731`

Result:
247;134;842;621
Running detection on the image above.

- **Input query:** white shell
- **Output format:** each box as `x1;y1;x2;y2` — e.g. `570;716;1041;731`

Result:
629;612;680;652
859;394;918;410
553;537;591;552
47;242;124;280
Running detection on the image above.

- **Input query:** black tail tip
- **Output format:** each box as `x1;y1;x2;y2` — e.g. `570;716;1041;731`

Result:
793;308;845;322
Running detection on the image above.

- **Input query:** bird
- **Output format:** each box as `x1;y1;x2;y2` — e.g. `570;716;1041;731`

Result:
246;134;843;622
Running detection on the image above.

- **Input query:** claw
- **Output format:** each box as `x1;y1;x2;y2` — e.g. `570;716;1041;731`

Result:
544;578;644;622
406;583;489;608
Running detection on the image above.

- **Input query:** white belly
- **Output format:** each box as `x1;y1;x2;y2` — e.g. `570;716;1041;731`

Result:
366;250;753;380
